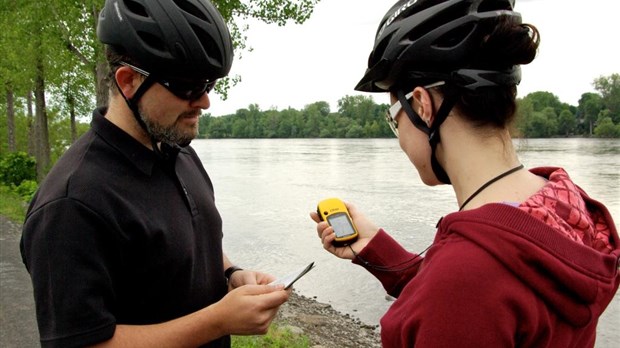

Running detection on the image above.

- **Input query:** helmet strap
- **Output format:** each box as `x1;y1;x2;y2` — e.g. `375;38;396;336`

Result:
397;90;431;132
427;89;459;184
397;88;458;185
113;75;175;160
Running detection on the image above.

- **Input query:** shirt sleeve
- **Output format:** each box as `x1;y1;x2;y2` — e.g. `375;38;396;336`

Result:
351;229;423;297
21;198;117;348
380;236;522;348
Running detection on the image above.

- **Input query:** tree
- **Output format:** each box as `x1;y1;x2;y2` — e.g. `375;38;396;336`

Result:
514;97;534;137
34;48;51;181
522;109;557;138
584;97;604;136
522;91;563;114
576;92;602;135
345;123;364;138
1;0;96;178
279;108;302;137
1;1;39;156
4;86;15;152
593;73;620;124
594;115;620;138
337;95;390;137
261;109;280;138
557;109;576;137
302;101;330;137
1;0;323;180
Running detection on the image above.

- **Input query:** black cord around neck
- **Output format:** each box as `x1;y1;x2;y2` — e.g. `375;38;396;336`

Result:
348;243;432;272
459;164;524;211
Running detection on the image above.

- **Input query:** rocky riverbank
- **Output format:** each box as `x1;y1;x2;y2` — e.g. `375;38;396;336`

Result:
275;291;381;348
0;215;381;347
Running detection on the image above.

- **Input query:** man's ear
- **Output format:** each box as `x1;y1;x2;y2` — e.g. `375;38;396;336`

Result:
114;66;141;99
411;87;435;127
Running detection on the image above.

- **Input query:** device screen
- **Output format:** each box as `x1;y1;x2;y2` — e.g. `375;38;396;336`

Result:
327;213;356;238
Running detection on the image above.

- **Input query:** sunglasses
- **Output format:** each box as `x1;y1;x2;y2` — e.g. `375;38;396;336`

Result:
385;81;446;137
119;62;216;101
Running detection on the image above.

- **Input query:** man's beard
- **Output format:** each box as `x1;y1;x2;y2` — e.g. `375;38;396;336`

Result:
139;109;198;145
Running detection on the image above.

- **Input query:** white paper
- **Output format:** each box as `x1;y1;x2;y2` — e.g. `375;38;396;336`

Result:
269;262;315;289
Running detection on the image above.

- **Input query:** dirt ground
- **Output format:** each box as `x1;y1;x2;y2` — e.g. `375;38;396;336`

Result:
275;291;381;348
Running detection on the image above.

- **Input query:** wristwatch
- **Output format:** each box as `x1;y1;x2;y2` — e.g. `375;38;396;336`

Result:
224;265;243;283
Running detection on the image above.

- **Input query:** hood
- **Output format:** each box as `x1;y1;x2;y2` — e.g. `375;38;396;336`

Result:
440;167;619;327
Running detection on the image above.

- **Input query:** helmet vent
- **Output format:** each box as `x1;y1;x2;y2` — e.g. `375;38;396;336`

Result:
408;1;470;42
190;24;222;66
173;0;211;22
124;0;149;18
137;31;167;53
478;0;513;12
433;22;476;48
371;33;393;66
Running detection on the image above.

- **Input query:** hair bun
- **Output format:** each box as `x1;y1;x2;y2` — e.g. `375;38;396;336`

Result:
480;18;540;68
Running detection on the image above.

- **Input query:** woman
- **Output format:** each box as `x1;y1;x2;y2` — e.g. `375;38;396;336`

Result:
311;0;619;347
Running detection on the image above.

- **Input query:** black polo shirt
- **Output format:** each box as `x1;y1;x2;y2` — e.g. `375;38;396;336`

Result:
21;108;229;348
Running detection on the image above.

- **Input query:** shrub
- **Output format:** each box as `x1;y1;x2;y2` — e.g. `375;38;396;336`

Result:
15;179;38;202
0;185;27;222
0;152;36;187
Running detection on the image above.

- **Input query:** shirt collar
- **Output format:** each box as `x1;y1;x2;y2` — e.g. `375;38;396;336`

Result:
91;107;157;175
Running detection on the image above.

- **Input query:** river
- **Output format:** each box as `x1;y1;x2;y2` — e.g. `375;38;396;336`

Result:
193;138;619;347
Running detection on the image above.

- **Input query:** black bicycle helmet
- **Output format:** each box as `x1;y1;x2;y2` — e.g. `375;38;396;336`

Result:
355;0;521;92
97;0;233;81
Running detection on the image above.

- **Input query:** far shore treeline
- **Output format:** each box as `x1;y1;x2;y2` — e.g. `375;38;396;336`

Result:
197;82;620;139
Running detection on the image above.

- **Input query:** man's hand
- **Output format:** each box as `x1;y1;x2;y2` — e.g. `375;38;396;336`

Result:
228;270;276;290
210;284;290;335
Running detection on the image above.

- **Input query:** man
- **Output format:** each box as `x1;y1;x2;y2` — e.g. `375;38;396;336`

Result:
20;0;289;347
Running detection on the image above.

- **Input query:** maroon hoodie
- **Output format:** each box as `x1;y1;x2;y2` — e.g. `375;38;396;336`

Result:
354;167;619;347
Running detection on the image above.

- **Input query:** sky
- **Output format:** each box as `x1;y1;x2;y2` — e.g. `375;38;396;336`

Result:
206;0;620;116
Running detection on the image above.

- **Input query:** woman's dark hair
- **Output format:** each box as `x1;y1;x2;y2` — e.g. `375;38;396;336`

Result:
450;17;540;128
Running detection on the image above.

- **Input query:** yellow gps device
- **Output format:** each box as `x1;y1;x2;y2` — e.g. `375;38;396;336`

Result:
317;198;359;246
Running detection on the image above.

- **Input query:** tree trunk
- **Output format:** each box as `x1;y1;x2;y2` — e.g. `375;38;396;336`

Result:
5;85;16;152
92;4;109;108
68;93;77;143
34;56;50;181
95;60;109;107
27;91;35;157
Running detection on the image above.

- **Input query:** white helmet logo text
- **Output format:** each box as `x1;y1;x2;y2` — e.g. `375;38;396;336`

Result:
378;0;419;38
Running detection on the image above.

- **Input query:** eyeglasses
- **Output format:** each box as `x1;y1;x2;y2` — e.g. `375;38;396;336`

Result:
385;81;446;137
119;62;216;101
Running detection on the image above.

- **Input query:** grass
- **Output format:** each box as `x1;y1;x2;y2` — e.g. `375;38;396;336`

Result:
232;324;310;348
0;185;27;222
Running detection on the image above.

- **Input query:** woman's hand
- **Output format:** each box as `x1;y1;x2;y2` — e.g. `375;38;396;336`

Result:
309;201;379;260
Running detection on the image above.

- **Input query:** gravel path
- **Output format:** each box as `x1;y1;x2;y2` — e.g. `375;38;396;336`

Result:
0;215;39;347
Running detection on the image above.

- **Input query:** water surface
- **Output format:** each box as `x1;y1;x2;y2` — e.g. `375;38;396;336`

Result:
194;138;619;347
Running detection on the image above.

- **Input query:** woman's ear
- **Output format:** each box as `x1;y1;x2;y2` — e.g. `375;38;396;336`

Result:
114;66;141;99
411;87;435;127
